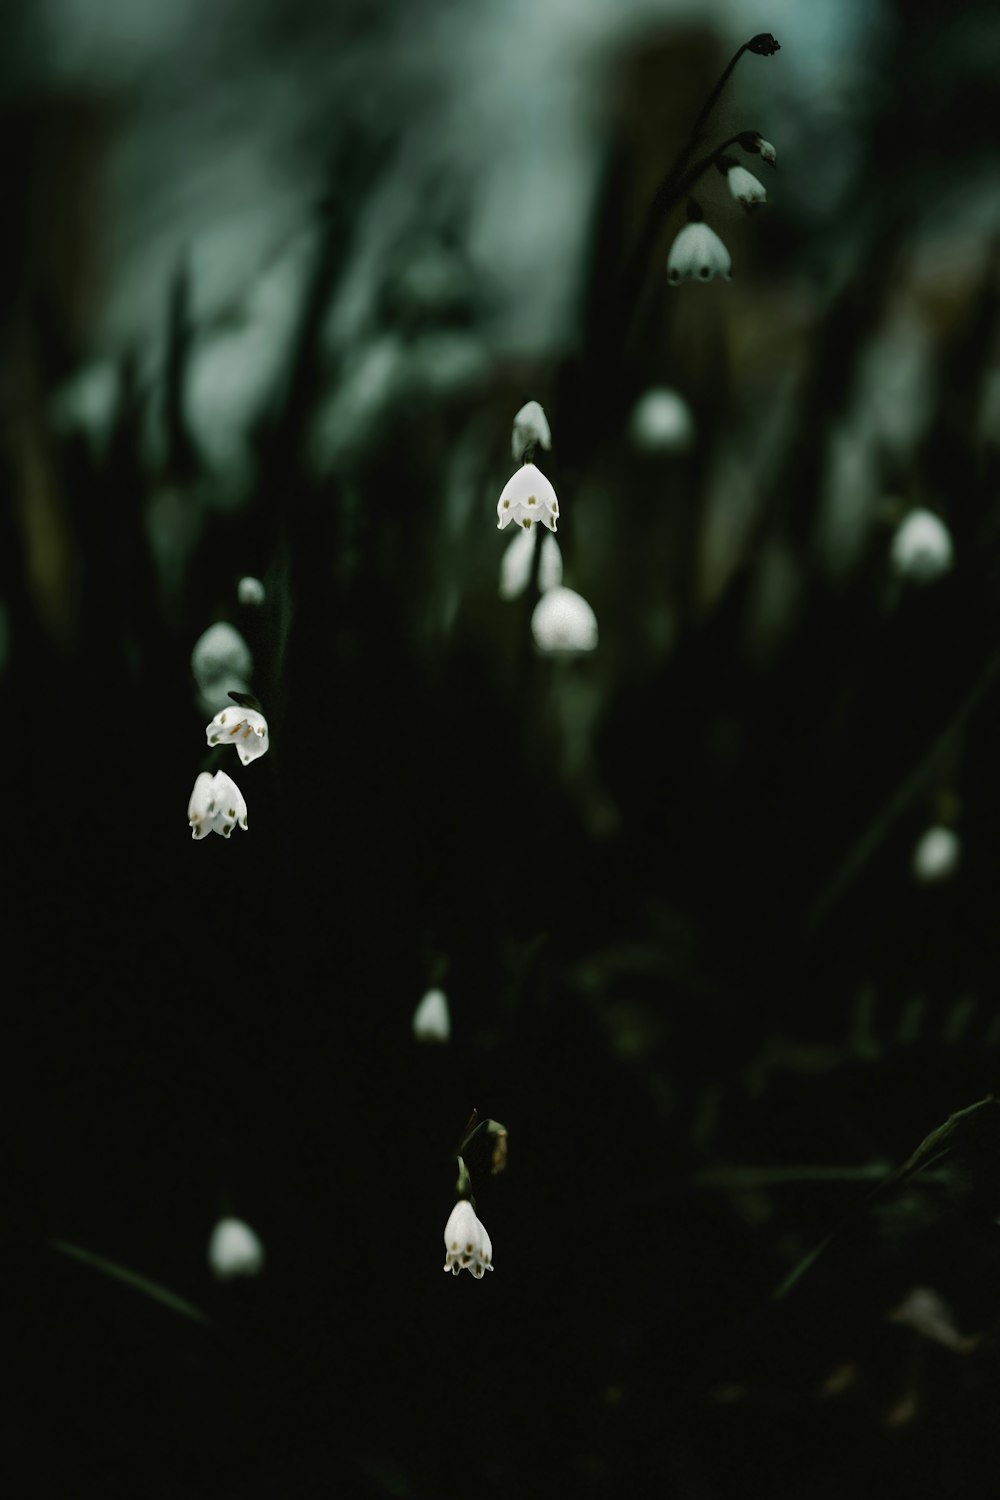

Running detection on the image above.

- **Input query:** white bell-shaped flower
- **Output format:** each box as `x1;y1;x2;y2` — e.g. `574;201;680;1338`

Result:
890;508;954;583
629;388;695;454
412;988;451;1042
205;705;269;765
496;462;559;532
191;622;253;688
667;222;732;284
758;138;777;166
727;165;767;208
188;770;249;839
238;576;265;606
912;825;960;883
207;1216;265;1280
443;1200;493;1278
531;586;598;654
511;400;552;461
499;530;564;600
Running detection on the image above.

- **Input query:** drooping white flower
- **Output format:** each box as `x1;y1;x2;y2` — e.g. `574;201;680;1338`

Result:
890;508;954;583
188;770;249;840
538;533;563;592
412;988;451;1042
205;705;269;765
442;1200;493;1278
531;586;598;654
629;388;695;454
912;825;960;883
496;462;559;532
758;138;777;166
208;1217;265;1280
512;400;552;461
499;528;563;600
238;576;266;606
191;622;253;688
727;165;767;208
667;222;732;285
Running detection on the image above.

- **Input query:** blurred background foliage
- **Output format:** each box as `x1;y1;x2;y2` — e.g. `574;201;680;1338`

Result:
5;0;1000;1495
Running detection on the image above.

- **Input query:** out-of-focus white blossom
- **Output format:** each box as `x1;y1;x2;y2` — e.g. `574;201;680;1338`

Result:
727;165;767;208
890;508;954;583
496;463;559;532
667;223;731;285
443;1200;493;1278
629;388;695;454
191;622;253;687
913;826;960;883
188;770;249;840
412;988;451;1042
238;576;265;606
539;533;563;592
208;1217;265;1280
206;706;269;765
757;138;776;165
531;586;598;654
512;400;552;461
499;528;563;599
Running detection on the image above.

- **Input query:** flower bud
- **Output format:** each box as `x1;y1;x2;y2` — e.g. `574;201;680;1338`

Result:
208;1217;265;1280
412;988;451;1043
512;400;552;461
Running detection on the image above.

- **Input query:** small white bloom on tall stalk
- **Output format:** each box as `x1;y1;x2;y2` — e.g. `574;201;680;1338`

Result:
726;164;767;208
238;576;266;606
667;222;731;285
511;400;552;461
531;586;598;654
188;770;248;839
913;826;960;883
890;508;954;583
497;463;559;532
206;706;269;765
208;1217;265;1280
412;988;451;1043
443;1200;493;1278
629;388;695;454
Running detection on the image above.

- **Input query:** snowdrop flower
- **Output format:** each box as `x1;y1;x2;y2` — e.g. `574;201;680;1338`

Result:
191;622;253;688
238;576;266;606
667;222;731;285
913;826;960;883
497;462;559;532
757;138;777;166
499;529;564;600
512;400;552;461
727;165;767;209
443;1200;493;1278
412;988;451;1043
629;388;695;454
890;508;954;583
205;705;269;765
188;770;248;839
208;1217;265;1280
531;586;598;654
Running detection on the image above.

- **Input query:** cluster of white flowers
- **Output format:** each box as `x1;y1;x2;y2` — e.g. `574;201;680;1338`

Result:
187;620;271;839
666;133;776;285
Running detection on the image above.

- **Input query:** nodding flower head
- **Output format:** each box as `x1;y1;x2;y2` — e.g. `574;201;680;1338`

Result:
206;706;269;765
497;463;559;532
208;1217;265;1280
913;825;960;884
738;132;777;166
890;508;954;583
500;528;563;600
412;987;451;1043
188;770;248;839
443;1200;493;1278
726;164;767;209
531;586;598;655
512;400;552;461
237;576;266;606
667;222;732;285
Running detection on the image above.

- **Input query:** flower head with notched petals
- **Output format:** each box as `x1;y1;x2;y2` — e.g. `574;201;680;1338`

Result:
497;463;559;532
206;705;269;765
443;1200;493;1278
667;223;731;285
727;165;767;208
188;770;248;839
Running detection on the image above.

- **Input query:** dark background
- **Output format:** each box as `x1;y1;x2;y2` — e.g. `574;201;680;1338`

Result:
4;1;1000;1494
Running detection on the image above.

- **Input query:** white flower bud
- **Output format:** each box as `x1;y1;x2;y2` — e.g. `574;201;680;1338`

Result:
531;586;598;654
629;388;695;454
758;138;777;166
511;400;552;461
726;165;767;208
237;576;266;606
412;988;451;1042
208;1217;265;1280
191;623;253;689
443;1200;493;1278
205;706;269;766
188;770;249;840
912;826;960;883
890;509;954;583
496;462;559;532
667;223;732;285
